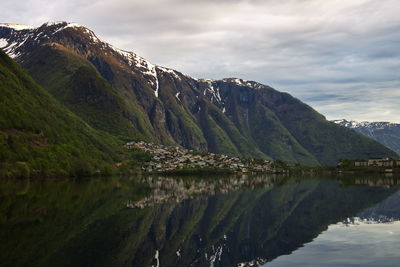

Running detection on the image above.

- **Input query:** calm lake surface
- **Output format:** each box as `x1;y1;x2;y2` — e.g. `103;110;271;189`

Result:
0;174;399;267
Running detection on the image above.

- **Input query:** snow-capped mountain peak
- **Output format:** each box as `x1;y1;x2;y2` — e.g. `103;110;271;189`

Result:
0;21;176;97
43;21;82;28
0;22;267;99
0;21;101;57
332;119;400;155
222;78;266;90
332;119;364;128
332;119;397;129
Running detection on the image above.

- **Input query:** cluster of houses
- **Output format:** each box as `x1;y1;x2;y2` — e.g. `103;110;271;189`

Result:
353;158;400;167
126;174;280;208
125;141;276;173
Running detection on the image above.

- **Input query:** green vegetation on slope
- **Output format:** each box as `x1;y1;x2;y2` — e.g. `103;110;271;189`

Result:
0;49;122;178
266;93;398;165
0;177;150;267
219;83;319;165
22;44;148;141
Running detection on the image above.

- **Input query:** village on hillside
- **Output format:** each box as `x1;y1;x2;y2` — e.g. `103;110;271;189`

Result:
125;141;281;174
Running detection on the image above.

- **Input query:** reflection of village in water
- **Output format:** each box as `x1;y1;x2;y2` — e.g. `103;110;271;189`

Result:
126;174;282;209
341;176;399;188
127;175;400;209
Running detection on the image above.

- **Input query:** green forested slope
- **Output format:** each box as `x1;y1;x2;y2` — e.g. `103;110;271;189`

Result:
0;49;121;178
22;44;148;141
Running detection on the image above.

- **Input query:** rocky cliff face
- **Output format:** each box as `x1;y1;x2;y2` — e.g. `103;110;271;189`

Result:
1;22;397;165
333;119;400;155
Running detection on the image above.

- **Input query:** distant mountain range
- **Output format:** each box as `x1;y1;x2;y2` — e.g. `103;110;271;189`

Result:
333;119;400;155
0;22;397;167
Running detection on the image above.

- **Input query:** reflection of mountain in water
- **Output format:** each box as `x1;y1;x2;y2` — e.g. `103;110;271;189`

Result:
356;190;400;223
0;176;398;267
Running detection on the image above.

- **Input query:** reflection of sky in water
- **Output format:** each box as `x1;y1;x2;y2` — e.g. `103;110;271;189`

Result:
265;221;400;267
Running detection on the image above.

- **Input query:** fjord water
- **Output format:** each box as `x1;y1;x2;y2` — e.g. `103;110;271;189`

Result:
0;175;399;267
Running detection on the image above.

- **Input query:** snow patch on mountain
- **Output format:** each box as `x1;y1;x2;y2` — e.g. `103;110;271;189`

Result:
223;78;265;90
52;23;83;33
209;244;223;267
154;76;160;97
332;119;397;129
197;79;227;112
158;66;181;81
45;21;82;28
234;78;244;85
175;92;181;101
207;81;222;103
5;44;20;58
154;250;160;267
2;35;30;59
107;44;160;97
0;38;8;48
199;80;222;103
0;23;35;31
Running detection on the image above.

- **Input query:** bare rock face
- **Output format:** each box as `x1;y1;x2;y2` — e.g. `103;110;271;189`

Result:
1;22;397;165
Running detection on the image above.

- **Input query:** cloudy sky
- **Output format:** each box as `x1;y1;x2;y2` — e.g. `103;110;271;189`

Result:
2;0;400;122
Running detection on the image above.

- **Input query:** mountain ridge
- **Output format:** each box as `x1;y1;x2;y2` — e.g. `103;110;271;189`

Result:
1;21;397;165
332;119;398;129
333;119;400;155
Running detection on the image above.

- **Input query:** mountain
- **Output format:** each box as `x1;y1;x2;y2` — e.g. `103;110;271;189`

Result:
0;49;121;178
1;22;397;165
333;119;400;155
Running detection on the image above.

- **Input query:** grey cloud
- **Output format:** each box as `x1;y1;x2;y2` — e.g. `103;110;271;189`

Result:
1;0;399;122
